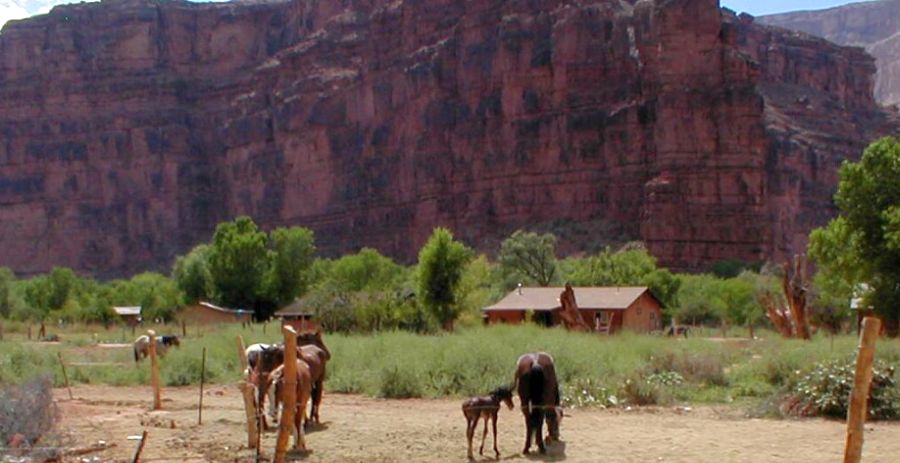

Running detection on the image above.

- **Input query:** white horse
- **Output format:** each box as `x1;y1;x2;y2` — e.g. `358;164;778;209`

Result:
133;335;180;362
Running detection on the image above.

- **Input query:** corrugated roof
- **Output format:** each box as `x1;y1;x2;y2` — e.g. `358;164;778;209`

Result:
113;306;142;316
483;287;650;311
197;301;252;314
275;297;315;317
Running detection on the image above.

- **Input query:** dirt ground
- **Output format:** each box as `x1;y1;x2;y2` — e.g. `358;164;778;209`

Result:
46;384;900;463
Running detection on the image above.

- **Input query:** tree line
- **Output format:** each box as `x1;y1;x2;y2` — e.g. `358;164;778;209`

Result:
0;137;896;335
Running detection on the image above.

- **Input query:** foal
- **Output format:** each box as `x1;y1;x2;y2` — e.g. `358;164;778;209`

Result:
462;386;514;459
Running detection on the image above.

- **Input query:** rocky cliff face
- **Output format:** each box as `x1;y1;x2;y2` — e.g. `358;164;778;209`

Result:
760;0;900;106
0;0;896;277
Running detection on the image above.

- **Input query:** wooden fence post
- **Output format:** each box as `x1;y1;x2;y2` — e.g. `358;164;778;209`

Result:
843;316;882;463
57;352;73;400
236;336;259;448
148;330;161;410
198;347;206;425
27;324;31;340
274;326;298;463
131;430;148;463
181;319;187;338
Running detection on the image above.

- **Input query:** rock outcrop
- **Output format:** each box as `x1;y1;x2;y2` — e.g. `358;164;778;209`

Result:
0;0;896;277
760;0;900;106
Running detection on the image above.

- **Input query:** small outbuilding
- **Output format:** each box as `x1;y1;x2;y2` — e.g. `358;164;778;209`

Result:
113;306;142;326
483;286;663;333
177;301;253;325
275;297;320;333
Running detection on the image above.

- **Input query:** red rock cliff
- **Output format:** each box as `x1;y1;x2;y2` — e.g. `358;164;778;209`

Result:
759;0;900;106
0;0;895;276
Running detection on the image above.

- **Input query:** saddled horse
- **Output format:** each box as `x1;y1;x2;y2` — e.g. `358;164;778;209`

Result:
252;338;329;429
133;335;181;362
512;352;562;454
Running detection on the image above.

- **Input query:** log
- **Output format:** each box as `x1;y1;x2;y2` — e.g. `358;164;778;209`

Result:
274;326;299;462
843;316;882;463
239;382;260;449
148;330;161;410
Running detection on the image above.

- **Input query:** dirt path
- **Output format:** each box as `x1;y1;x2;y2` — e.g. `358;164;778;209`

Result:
51;385;900;462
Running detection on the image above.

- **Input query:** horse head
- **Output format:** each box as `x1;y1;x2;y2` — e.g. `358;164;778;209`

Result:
257;345;285;374
492;386;515;410
298;330;330;360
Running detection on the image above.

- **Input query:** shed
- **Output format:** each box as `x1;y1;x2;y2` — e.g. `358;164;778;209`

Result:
275;298;320;333
483;286;663;333
177;301;253;325
113;306;142;326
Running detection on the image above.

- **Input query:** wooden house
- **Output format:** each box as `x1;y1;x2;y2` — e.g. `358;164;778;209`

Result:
177;301;253;325
483;286;663;333
275;298;320;333
113;306;142;326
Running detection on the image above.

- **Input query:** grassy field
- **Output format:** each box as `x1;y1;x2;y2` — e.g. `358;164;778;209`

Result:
1;322;898;414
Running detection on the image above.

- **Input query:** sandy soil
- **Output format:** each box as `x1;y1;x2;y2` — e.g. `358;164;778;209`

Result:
46;384;900;463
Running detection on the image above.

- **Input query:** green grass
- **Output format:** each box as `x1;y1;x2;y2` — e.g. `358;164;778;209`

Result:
1;323;898;416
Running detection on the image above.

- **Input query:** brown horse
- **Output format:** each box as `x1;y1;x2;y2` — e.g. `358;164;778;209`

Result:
268;359;313;451
254;343;328;429
513;352;562;454
462;386;514;459
298;330;331;361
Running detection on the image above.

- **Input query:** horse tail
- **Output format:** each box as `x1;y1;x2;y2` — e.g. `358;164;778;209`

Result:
528;364;544;414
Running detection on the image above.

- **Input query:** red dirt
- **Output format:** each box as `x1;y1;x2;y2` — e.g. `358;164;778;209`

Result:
51;384;900;462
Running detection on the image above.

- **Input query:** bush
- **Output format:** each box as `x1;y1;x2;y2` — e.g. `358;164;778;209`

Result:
619;374;669;406
648;350;728;387
785;358;899;420
0;376;59;459
379;364;423;398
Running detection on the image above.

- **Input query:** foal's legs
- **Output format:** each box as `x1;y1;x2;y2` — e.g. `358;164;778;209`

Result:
466;416;477;459
479;413;489;455
491;413;500;457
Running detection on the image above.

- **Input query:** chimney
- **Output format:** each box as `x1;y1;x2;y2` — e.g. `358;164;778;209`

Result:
517;283;523;295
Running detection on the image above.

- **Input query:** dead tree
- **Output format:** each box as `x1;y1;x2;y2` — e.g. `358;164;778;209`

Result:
558;284;591;332
759;291;793;338
783;255;811;340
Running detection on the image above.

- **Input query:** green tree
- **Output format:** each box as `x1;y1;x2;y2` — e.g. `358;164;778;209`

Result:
207;216;270;316
562;245;680;310
0;267;14;318
23;267;80;318
498;230;558;286
326;248;403;292
264;226;316;307
809;136;900;334
416;228;473;330
172;244;213;304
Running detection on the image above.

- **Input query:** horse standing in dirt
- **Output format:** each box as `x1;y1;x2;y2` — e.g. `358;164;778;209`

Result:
133;335;181;362
267;359;313;451
253;338;329;429
513;352;562;454
462;386;514;459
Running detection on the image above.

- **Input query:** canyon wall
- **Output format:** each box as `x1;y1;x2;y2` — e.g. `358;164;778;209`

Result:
0;0;895;276
760;0;900;106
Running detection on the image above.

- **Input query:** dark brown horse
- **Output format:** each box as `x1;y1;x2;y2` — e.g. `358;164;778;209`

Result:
462;386;514;459
254;343;328;429
513;352;562;454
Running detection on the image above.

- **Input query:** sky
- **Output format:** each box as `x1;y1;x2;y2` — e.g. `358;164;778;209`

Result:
721;0;861;16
